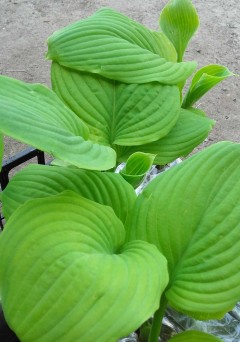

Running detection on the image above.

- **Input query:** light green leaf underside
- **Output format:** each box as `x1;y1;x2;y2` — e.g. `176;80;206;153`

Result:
0;76;116;171
0;132;3;171
2;164;137;224
159;0;199;62
118;108;214;165
0;192;168;342
182;64;234;108
47;8;196;85
169;330;222;342
51;62;181;146
127;142;240;319
120;152;156;188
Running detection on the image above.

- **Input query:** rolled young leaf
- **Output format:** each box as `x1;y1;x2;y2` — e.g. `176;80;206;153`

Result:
51;62;181;147
47;8;197;85
118;108;215;165
0;191;168;342
127;142;240;319
0;76;116;171
182;65;234;108
168;330;222;342
159;0;199;62
120;152;156;188
1;164;137;224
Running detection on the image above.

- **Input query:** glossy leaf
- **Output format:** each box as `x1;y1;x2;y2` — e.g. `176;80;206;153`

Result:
127;142;240;319
120;152;156;188
169;330;222;342
0;192;168;342
182;65;234;108
159;0;199;62
1;164;137;224
47;8;196;85
51;62;181;146
0;76;116;171
118;108;215;165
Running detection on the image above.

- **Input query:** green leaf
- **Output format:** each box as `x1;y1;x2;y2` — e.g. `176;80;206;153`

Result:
0;132;3;171
127;142;240;319
120;152;156;188
168;330;222;342
159;0;199;62
182;65;234;108
118;108;215;165
1;164;137;224
47;8;196;85
51;62;181;147
0;76;116;171
0;191;168;342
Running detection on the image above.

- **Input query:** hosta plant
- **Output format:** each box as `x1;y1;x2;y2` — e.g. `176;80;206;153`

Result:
0;142;239;342
0;0;234;169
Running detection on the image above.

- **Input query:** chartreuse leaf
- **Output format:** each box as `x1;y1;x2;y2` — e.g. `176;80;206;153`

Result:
47;8;196;85
0;76;116;170
127;142;240;319
159;0;199;62
51;62;181;147
0;191;168;342
182;65;234;108
1;164;136;224
0;132;3;171
168;330;222;342
118;108;215;165
120;152;156;188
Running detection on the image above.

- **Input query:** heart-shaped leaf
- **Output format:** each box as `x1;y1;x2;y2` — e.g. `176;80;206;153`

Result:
120;152;156;188
1;164;136;224
0;192;168;342
118;108;215;165
159;0;199;62
168;330;222;342
127;142;240;319
0;76;116;170
182;65;234;108
51;62;181;147
47;8;196;85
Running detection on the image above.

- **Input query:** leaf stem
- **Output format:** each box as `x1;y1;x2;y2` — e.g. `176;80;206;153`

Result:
148;293;168;342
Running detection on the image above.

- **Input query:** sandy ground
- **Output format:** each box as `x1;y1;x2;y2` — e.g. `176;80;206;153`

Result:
0;0;239;160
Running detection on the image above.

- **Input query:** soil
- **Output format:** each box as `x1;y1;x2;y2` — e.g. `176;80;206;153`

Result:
0;0;239;160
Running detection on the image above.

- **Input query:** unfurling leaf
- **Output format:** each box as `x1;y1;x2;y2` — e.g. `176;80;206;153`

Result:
120;152;156;188
182;65;234;108
127;142;240;319
159;0;199;62
0;192;168;342
47;8;196;85
51;62;181;147
168;330;222;341
1;164;137;224
0;76;116;171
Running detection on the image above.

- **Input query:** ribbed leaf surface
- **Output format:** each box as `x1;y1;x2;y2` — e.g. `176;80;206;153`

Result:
51;62;181;147
2;164;136;224
47;8;196;85
169;330;222;342
159;0;199;61
0;192;168;342
127;142;240;319
118;108;214;165
0;76;116;170
182;65;234;108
